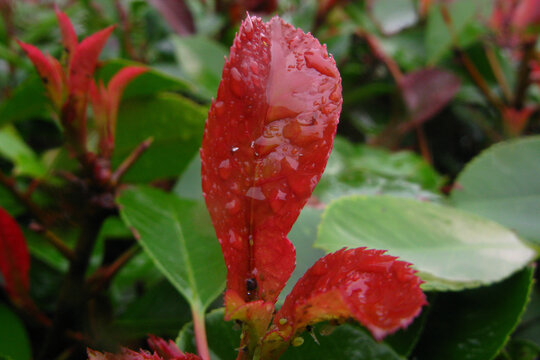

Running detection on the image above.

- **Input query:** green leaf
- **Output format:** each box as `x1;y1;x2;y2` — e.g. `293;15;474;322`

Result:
117;186;226;311
451;136;540;245
0;302;31;360
280;207;325;302
0;186;24;217
0;125;46;178
112;93;207;182
97;59;193;99
173;154;204;201
314;137;442;203
317;195;536;291
171;35;227;100
371;0;418;35
177;308;403;360
425;0;491;64
111;279;192;338
0;77;49;127
414;267;534;360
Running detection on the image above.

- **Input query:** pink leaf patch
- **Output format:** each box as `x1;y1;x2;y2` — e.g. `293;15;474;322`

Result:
398;68;460;132
200;15;342;315
0;207;30;303
262;248;426;358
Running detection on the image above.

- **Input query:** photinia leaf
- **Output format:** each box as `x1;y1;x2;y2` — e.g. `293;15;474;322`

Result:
398;68;460;132
54;5;78;58
90;66;147;157
0;207;30;303
68;25;115;98
16;40;64;109
200;15;342;317
261;248;426;359
88;335;201;360
512;0;540;33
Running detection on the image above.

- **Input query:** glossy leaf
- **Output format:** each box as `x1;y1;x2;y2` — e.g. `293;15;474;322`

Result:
68;25;114;97
0;125;47;178
171;35;227;99
398;68;460;132
54;5;78;57
0;302;32;360
177;308;403;360
413;267;534;360
0;208;30;303
117;186;226;311
262;248;425;358
200;15;342;313
113;93;207;182
314;137;442;204
97;60;193;99
317;196;536;291
451;136;540;244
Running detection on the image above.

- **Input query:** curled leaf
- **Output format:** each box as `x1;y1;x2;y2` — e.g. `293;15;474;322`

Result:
0;207;30;303
262;248;426;358
201;15;342;317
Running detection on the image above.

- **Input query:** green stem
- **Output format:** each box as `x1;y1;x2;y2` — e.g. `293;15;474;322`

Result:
192;305;211;360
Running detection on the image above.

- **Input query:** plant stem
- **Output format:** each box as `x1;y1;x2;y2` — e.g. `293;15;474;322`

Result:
38;209;109;359
484;43;513;103
192;306;211;360
87;245;140;294
110;137;153;185
29;222;75;261
0;170;51;225
513;40;536;109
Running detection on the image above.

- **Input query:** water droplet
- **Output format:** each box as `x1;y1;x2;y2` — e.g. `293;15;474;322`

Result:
249;60;259;74
304;51;338;78
230;67;244;98
244;16;253;38
279;318;288;326
231;146;239;153
329;88;340;102
218;159;231;180
269;189;287;213
225;197;241;215
246;186;265;200
214;101;225;116
292;337;304;347
322;104;337;115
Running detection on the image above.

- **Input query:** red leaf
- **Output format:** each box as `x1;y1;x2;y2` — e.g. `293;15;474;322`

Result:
262;248;426;357
512;0;540;33
148;0;195;36
200;15;342;313
0;207;30;303
68;25;115;97
89;66;147;157
16;40;65;108
398;68;460;132
87;336;201;360
54;5;78;57
147;335;185;358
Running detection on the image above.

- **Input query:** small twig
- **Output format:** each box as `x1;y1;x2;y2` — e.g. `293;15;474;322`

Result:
110;137;153;185
415;125;432;165
87;245;140;294
0;170;51;225
362;32;404;82
29;222;75;261
484;43;513;103
456;49;504;112
513;40;536;109
440;4;504;112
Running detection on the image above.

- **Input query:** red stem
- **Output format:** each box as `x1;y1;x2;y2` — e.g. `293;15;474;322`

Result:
192;306;210;360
